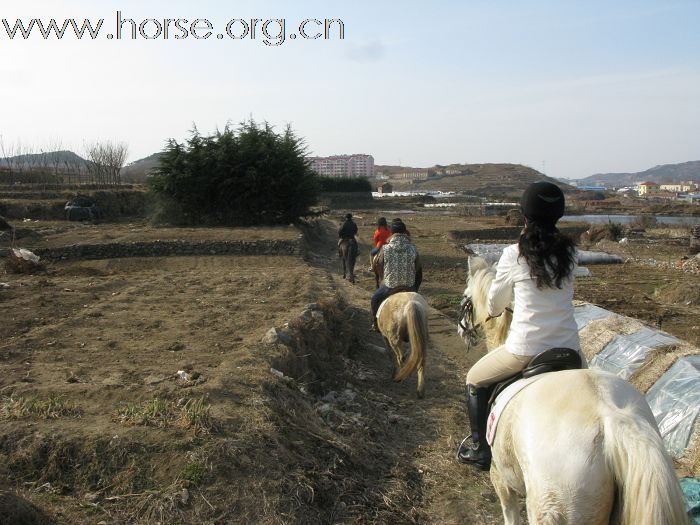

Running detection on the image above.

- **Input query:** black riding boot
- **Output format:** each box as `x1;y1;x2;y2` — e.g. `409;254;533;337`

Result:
456;384;492;470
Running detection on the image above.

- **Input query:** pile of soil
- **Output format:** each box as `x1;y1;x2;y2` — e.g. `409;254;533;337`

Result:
655;282;700;307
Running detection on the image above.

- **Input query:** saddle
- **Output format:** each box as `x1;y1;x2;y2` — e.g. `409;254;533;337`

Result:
387;285;413;297
487;348;583;406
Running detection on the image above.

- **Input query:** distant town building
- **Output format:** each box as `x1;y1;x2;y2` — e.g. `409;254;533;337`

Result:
660;182;697;193
439;167;464;176
308;154;374;178
637;181;659;195
390;169;435;180
377;182;393;194
576;185;608;191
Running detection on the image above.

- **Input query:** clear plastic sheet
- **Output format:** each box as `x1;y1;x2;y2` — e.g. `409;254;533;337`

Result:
590;327;679;379
465;244;622;265
646;356;700;457
573;303;614;330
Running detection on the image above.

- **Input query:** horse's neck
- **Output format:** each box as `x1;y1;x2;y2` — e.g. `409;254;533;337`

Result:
472;269;510;351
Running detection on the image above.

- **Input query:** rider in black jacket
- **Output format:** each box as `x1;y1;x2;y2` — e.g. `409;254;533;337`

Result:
338;213;358;239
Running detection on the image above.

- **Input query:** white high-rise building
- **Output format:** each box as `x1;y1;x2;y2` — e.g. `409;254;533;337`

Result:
307;154;374;178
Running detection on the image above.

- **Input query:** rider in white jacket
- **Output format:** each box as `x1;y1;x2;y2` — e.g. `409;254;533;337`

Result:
457;181;583;471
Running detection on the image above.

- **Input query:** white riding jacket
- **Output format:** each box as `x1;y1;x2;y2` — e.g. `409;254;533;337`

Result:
487;244;580;357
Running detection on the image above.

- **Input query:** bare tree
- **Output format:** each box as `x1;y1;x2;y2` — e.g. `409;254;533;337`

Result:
84;140;128;186
47;139;65;183
106;141;129;185
0;136;20;176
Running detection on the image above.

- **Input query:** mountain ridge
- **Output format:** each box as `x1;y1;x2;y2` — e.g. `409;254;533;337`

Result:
580;160;700;186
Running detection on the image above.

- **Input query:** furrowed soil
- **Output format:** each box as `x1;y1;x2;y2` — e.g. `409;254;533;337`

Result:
1;210;698;524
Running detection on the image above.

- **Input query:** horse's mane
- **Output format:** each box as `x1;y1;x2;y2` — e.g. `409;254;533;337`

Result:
466;257;511;351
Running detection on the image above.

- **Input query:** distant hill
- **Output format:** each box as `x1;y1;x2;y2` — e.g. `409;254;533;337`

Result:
121;152;163;182
376;163;572;198
580;160;700;187
0;150;88;168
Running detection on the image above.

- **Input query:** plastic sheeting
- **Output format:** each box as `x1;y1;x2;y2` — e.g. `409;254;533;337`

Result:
464;244;622;265
590;327;680;380
464;243;509;265
573;303;615;330
576;249;623;264
646;356;700;457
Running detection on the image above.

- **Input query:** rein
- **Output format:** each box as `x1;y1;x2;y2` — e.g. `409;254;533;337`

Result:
458;297;512;336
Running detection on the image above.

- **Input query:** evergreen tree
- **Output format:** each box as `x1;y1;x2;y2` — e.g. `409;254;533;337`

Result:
149;121;318;225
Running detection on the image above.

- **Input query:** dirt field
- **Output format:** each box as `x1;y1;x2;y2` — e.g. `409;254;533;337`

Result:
1;209;698;524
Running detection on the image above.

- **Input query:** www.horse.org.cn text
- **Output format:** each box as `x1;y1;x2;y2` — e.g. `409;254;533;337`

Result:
1;11;345;46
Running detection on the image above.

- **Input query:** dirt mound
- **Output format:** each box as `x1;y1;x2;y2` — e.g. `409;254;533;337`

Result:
0;490;54;525
503;209;524;226
655;282;700;306
579;224;622;245
0;294;440;523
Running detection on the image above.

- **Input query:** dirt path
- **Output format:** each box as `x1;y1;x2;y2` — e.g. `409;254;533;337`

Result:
301;219;503;524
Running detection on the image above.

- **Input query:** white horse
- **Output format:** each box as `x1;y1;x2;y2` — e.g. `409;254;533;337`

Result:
459;256;688;525
377;291;429;398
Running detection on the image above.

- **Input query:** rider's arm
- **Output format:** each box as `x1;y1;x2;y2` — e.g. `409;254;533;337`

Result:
376;250;385;279
487;248;515;317
414;254;423;290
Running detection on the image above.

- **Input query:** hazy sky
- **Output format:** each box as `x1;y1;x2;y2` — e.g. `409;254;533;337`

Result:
2;0;699;179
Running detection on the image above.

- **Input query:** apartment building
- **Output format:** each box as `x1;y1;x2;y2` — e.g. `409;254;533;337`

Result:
308;154;374;178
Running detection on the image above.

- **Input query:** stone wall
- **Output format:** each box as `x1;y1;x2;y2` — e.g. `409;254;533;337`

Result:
34;239;301;261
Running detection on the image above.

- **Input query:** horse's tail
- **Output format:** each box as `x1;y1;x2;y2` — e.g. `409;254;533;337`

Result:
602;408;688;525
394;300;427;382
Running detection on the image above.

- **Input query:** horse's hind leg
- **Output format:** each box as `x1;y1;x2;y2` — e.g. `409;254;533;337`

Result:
383;336;403;379
348;254;356;283
491;466;522;525
416;364;425;399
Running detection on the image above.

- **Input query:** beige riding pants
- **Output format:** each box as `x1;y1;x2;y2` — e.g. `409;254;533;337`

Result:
466;345;588;387
466;345;531;387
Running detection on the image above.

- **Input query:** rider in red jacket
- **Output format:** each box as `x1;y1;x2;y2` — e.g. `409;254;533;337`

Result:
369;217;391;270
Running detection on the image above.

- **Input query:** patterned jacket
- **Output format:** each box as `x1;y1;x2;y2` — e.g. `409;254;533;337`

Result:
378;234;422;289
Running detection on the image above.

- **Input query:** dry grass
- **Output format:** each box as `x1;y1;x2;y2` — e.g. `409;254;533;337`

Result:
678;431;700;477
0;394;81;420
114;397;217;435
578;314;643;362
628;342;700;393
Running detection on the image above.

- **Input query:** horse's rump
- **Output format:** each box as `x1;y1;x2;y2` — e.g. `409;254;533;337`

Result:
338;238;358;282
495;369;688;524
378;292;429;397
338;237;358;257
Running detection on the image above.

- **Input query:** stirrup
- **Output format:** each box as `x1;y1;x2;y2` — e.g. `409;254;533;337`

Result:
456;437;491;470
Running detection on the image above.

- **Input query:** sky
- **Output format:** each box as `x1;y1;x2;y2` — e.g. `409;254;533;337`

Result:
1;0;699;180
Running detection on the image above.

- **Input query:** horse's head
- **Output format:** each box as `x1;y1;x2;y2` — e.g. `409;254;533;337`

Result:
458;256;495;350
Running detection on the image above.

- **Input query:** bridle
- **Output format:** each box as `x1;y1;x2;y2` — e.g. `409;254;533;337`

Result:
458;295;512;347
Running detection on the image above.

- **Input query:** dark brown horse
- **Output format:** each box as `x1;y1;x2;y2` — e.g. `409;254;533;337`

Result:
338;238;358;283
371;251;382;288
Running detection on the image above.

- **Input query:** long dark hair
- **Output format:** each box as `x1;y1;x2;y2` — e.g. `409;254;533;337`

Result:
518;220;576;289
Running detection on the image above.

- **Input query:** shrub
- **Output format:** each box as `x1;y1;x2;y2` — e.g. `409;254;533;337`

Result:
316;176;372;193
149;120;319;225
632;215;658;229
604;221;624;241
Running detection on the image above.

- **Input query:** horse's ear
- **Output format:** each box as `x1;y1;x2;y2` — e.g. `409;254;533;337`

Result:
467;256;488;278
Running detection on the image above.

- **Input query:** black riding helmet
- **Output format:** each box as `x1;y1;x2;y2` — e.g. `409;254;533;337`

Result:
345;213;353;220
520;182;565;225
390;218;407;234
